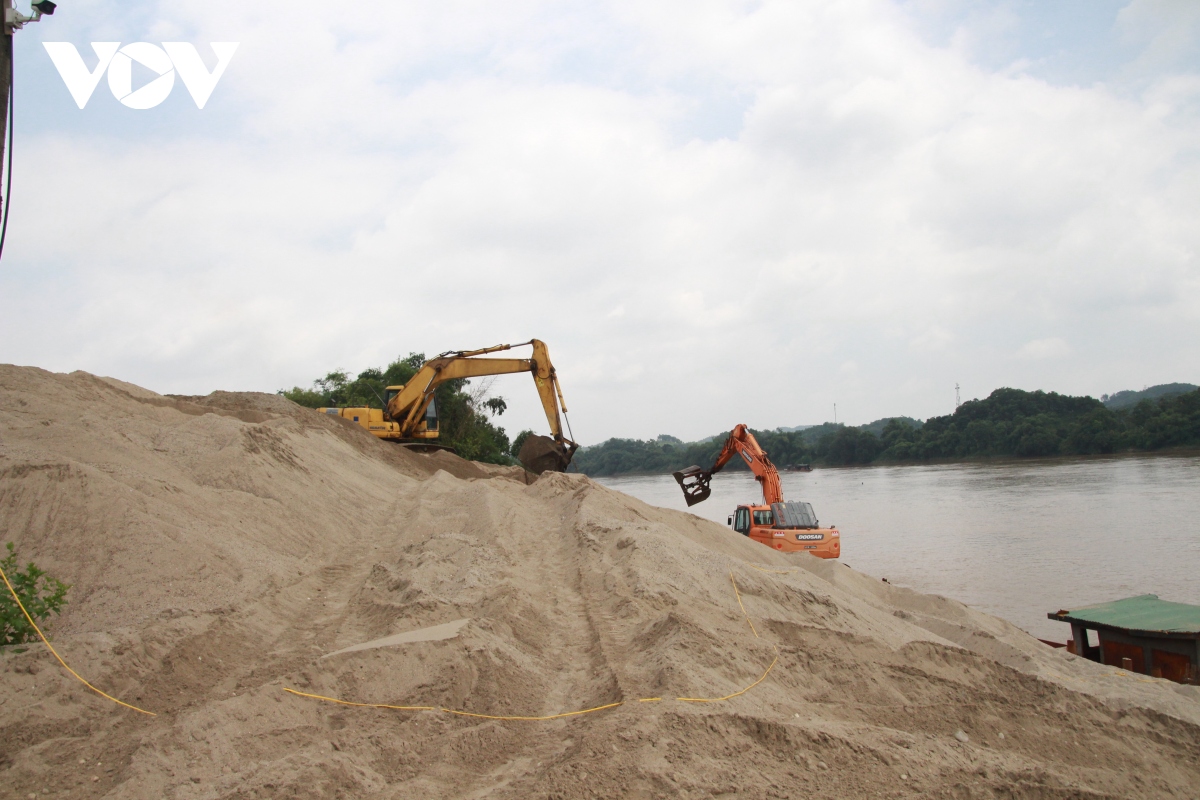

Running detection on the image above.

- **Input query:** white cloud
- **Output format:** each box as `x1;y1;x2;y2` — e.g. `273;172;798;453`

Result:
908;325;955;352
1018;338;1073;360
2;0;1198;443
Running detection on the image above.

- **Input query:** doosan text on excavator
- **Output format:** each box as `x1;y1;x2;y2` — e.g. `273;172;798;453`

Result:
318;339;578;474
674;424;841;558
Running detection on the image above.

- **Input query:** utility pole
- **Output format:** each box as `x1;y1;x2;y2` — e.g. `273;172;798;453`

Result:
0;0;55;259
0;2;13;220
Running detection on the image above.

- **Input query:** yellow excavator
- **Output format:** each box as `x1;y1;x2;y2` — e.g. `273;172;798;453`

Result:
318;339;579;473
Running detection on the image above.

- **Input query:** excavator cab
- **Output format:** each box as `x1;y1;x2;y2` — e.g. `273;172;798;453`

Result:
729;501;840;556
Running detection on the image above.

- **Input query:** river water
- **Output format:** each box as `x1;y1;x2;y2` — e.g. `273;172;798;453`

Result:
595;454;1200;640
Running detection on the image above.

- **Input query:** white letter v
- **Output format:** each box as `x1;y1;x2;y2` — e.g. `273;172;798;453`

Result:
163;43;239;109
43;43;120;109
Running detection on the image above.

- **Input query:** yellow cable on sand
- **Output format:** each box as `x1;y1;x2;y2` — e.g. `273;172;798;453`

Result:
676;646;779;703
674;572;777;703
283;688;620;720
440;702;623;721
0;563;155;716
283;688;434;711
0;544;834;722
744;563;792;575
284;568;783;720
729;571;758;638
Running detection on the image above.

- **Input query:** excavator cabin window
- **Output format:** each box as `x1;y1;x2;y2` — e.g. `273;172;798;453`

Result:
424;398;439;432
733;508;751;535
384;388;401;421
752;509;774;527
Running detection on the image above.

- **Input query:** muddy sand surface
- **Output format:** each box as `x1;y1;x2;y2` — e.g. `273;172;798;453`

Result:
2;364;1199;799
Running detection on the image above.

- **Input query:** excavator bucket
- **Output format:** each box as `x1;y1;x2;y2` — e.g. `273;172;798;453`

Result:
519;434;574;475
673;466;712;507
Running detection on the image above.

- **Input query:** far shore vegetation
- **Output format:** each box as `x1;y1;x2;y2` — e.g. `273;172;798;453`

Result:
279;364;1198;477
573;384;1200;477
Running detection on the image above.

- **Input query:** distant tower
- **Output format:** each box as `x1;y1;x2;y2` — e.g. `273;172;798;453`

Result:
955;383;961;409
833;403;837;424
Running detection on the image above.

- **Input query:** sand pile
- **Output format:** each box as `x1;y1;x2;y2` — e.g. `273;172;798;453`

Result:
2;365;1199;799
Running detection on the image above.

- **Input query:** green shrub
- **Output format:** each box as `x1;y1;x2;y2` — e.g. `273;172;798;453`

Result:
1;543;70;646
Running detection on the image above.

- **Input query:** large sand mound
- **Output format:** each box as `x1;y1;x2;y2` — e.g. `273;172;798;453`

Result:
2;364;1199;799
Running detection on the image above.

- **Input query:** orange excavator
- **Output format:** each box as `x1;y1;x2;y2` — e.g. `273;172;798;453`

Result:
673;424;840;558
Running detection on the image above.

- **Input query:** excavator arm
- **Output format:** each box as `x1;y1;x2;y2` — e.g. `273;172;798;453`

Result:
384;339;578;473
673;424;782;507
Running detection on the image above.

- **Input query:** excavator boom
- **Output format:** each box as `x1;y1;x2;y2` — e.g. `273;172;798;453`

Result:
673;424;781;507
385;340;569;444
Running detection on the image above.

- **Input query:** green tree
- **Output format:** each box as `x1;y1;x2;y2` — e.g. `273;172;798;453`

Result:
1063;408;1120;454
815;427;882;465
510;429;535;458
878;418;918;461
1;543;70;646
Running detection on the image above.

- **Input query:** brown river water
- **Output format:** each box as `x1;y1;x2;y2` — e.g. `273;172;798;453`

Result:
595;452;1200;641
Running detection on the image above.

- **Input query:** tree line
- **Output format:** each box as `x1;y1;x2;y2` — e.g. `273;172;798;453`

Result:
279;354;529;466
571;387;1200;476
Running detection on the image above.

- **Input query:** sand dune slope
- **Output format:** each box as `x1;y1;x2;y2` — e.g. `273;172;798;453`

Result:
2;365;1199;799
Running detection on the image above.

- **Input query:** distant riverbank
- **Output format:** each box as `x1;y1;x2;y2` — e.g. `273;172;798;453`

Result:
575;445;1200;479
574;386;1200;477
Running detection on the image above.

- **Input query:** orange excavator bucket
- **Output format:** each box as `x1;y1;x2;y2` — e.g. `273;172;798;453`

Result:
673;465;713;507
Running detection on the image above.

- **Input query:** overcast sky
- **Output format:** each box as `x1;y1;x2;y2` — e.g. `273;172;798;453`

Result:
2;0;1198;444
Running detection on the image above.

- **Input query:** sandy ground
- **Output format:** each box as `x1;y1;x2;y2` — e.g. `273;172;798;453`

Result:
2;364;1199;799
